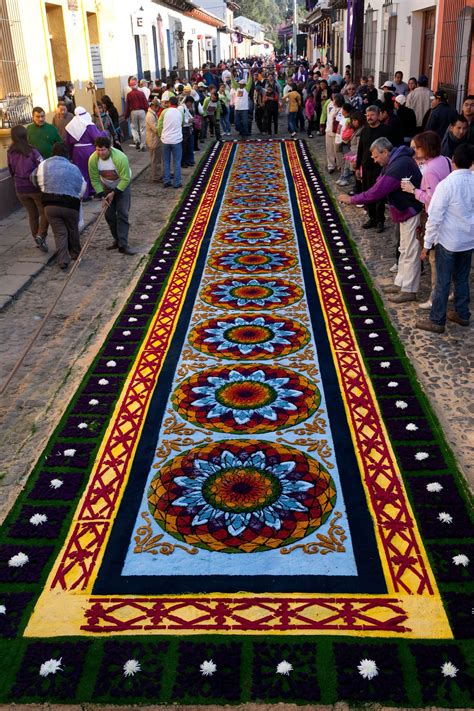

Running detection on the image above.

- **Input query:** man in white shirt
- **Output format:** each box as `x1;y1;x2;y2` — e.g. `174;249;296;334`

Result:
138;79;151;101
157;96;183;188
231;76;253;138
416;144;474;333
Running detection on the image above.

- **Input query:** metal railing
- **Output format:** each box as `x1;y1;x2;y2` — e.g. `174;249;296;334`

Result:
0;93;33;128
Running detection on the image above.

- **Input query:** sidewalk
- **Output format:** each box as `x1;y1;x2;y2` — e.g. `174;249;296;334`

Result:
0;142;150;310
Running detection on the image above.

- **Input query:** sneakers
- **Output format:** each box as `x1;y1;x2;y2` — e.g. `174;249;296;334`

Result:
418;299;432;310
308;134;313;138
34;235;48;253
291;132;296;138
337;179;350;186
118;246;137;255
135;141;141;150
447;311;470;327
416;319;445;333
388;292;416;303
389;263;398;273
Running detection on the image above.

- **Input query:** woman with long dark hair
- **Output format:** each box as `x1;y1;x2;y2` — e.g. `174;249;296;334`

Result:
7;125;48;252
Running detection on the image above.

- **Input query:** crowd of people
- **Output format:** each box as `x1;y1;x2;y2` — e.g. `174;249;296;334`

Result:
5;57;474;333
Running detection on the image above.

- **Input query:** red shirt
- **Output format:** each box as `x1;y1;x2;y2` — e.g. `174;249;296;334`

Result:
124;89;149;118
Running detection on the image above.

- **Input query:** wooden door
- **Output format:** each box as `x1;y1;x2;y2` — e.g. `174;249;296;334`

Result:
420;8;436;86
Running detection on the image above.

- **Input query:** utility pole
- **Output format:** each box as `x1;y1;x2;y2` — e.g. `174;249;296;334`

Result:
292;0;298;59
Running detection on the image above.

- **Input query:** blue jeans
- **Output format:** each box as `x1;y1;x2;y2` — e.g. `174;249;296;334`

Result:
163;142;182;187
288;111;298;133
105;185;131;248
235;110;248;137
220;113;231;133
430;244;472;325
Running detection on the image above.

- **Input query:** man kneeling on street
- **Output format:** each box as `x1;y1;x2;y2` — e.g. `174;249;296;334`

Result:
88;136;135;255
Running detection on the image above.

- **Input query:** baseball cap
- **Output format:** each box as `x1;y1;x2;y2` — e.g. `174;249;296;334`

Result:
238;78;246;84
197;81;206;88
433;89;448;101
394;94;406;105
381;81;395;90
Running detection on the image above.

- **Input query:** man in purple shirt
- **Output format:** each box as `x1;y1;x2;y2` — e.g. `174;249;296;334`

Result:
339;137;423;304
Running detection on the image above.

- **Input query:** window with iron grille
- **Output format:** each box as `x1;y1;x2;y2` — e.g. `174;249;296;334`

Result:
362;4;377;77
437;0;472;110
379;1;398;87
0;0;32;127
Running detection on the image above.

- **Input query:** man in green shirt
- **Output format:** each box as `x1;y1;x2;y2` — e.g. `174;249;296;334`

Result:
26;107;62;159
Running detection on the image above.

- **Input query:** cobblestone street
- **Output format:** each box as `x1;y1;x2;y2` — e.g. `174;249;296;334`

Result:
0;132;473;530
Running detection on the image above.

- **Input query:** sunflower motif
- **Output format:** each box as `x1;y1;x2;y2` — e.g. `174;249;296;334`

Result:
188;315;309;360
214;227;293;246
201;277;303;311
221;208;290;224
148;440;337;552
172;364;320;433
209;249;295;274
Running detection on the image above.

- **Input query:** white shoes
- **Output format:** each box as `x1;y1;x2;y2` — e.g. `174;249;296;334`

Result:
418;299;432;310
389;263;398;274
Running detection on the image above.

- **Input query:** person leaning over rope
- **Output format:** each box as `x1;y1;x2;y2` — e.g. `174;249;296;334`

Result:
88;135;135;255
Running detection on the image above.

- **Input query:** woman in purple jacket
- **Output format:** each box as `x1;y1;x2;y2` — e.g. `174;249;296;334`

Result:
7;125;48;252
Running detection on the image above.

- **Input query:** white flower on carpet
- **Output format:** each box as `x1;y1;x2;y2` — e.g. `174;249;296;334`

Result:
438;512;453;524
98;379;109;386
415;452;429;461
29;513;48;526
396;400;408;409
359;305;367;310
116;346;124;351
441;661;458;678
368;333;378;338
364;319;374;324
134;305;143;310
374;346;384;352
357;659;379;680
276;660;293;676
106;360;116;367
380;362;391;368
145;285;152;289
388;381;398;388
50;478;63;489
406;423;418;431
0;604;6;614
200;659;217;676
352;286;361;290
78;422;88;429
128;317;137;322
8;552;29;567
355;295;364;301
426;482;443;492
140;295;149;300
63;448;76;457
89;399;99;406
452;554;469;567
123;659;141;677
339;249;346;254
123;330;131;336
39;658;62;677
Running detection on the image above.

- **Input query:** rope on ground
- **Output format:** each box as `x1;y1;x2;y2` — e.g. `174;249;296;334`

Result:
0;202;108;395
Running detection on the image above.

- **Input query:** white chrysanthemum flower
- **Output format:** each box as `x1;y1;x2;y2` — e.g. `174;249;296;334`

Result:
116;346;124;351
140;295;149;300
438;512;453;524
77;422;88;429
364;319;374;325
8;552;29;567
415;451;429;461
39;657;63;677
0;604;6;614
355;295;364;301
441;661;458;678
426;482;443;492
406;423;418;431
128;317;137;322
122;330;131;336
123;659;141;677
145;285;152;289
368;332;378;338
50;478;63;489
106;360;116;367
200;659;217;676
380;362;391;368
276;660;293;676
357;658;379;680
359;305;368;310
396;400;408;409
452;554;469;567
352;285;361;290
388;381;398;388
374;346;384;352
98;378;109;385
63;448;76;457
29;513;48;526
134;304;143;310
89;399;99;406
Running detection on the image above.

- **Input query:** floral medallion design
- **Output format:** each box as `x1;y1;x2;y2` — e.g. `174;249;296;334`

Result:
188;314;310;360
148;440;337;553
208;248;296;274
227;180;287;196
220;208;291;225
200;277;303;311
225;195;287;209
214;227;293;246
171;364;320;433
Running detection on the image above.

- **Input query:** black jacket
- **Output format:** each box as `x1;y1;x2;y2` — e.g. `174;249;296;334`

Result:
396;105;417;140
426;103;459;138
356;123;392;169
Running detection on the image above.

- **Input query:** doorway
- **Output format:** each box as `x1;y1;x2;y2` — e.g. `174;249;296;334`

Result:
420;8;435;87
45;3;71;85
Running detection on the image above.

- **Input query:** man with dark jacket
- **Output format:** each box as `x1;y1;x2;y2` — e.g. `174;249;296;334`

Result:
354;105;392;232
339;138;423;304
394;95;416;143
441;115;468;158
425;90;458;139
